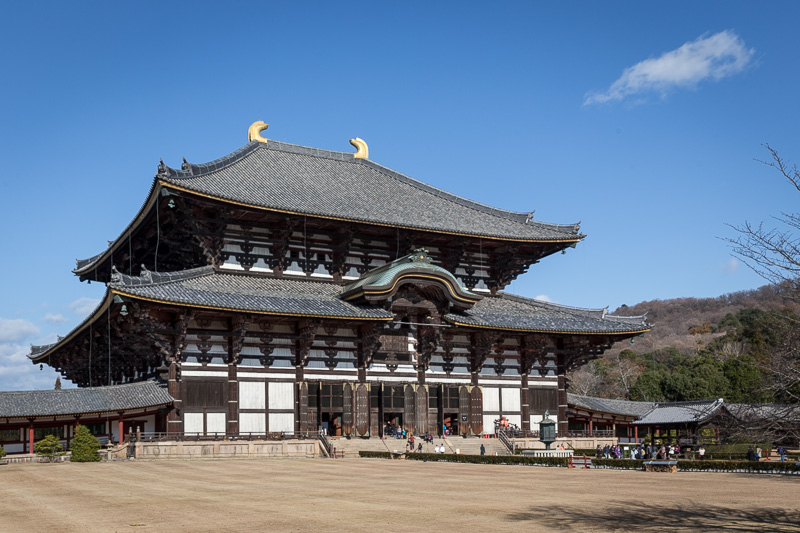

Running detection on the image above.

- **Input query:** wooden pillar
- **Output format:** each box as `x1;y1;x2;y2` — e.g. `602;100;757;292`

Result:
589;418;593;436
227;362;238;437
28;420;34;454
167;360;183;436
635;425;638;442
118;413;124;444
520;373;530;433
556;372;568;437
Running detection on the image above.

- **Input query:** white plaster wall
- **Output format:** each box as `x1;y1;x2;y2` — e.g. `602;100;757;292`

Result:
483;415;496;435
501;388;521;413
269;382;294;410
483;387;500;412
207;413;226;435
505;414;522;427
239;381;266;409
240;413;266;434
269;413;294;433
184;413;204;435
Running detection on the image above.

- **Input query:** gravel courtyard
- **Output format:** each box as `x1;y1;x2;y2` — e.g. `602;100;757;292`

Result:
1;458;798;532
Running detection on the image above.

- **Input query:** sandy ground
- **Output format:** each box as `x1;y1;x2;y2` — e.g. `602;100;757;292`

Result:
1;458;798;532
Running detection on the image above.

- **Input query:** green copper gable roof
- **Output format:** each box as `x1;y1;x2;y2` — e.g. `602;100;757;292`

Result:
340;250;482;308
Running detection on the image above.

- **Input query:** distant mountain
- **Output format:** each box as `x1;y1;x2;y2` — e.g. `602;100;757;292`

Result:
609;283;797;357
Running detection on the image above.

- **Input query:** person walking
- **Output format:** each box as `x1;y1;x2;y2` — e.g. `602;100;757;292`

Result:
480;443;486;456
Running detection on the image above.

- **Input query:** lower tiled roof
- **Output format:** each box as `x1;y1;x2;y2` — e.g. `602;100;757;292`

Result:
445;293;650;334
111;266;394;320
632;399;725;425
0;381;174;419
568;393;655;417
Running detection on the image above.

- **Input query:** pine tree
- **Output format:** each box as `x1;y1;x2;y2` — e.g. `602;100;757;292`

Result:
54;377;62;390
34;435;65;462
70;424;101;462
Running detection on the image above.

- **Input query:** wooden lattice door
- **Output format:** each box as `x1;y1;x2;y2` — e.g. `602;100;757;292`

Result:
469;386;483;435
355;383;370;437
342;382;354;436
404;384;416;434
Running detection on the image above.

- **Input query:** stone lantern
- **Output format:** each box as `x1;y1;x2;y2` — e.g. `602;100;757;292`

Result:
539;410;556;450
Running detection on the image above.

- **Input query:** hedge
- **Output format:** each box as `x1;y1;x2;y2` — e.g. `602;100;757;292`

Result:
592;458;800;474
358;451;800;474
358;451;570;467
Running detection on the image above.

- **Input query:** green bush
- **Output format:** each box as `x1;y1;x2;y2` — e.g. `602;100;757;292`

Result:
359;451;570;467
591;457;800;474
70;425;101;462
0;445;6;459
34;435;65;462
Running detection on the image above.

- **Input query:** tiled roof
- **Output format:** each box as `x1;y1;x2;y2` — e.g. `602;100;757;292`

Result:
0;381;174;418
159;140;583;242
110;266;394;320
632;399;725;425
568;394;655;417
445;293;650;334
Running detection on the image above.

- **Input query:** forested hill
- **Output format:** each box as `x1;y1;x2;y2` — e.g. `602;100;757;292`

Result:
611;283;796;355
568;283;800;404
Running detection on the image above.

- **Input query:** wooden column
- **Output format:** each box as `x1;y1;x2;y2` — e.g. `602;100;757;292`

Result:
227;362;238;437
520;372;530;433
556;371;568;437
118;413;124;444
28;420;34;454
167;360;183;436
589;418;593;436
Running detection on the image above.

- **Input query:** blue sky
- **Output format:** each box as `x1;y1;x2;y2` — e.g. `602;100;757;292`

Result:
2;1;799;390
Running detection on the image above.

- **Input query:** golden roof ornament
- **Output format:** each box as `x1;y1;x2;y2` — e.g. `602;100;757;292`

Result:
248;121;269;144
349;137;368;159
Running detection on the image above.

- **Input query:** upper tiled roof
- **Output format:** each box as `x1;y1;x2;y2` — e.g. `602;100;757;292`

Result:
110;266;394;320
445;293;650;334
159;140;583;241
568;393;655;417
632;399;725;425
0;381;174;418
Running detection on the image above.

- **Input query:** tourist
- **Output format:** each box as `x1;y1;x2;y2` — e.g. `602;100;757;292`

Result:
755;446;762;461
746;446;756;461
439;443;446;453
480;443;486;456
596;445;602;459
603;444;610;459
417;442;423;453
698;445;705;460
778;446;786;462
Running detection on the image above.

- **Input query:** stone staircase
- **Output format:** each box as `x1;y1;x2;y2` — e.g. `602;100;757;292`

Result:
329;436;511;457
327;436;389;457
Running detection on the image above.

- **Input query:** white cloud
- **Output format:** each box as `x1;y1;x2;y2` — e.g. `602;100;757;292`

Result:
0;318;39;343
721;257;740;274
43;313;67;324
69;297;101;317
534;294;553;303
584;30;754;105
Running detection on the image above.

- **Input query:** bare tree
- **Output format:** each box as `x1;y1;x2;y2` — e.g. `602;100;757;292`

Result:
724;145;800;445
728;145;800;292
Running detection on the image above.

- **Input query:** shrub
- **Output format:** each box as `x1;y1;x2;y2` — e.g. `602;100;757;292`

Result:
359;451;570;467
34;435;65;462
0;445;6;459
70;425;101;462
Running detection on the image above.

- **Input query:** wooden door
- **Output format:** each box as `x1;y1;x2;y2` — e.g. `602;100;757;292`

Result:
355;383;370;437
342;382;354;436
470;386;483;435
458;386;471;436
404;384;416;434
415;385;428;435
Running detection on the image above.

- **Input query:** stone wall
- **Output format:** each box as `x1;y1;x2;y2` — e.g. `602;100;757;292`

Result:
129;439;321;460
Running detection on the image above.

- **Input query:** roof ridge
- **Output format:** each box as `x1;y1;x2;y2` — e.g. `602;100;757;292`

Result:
110;265;214;288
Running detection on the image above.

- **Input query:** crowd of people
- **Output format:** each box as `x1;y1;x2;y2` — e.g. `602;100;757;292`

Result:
594;443;692;460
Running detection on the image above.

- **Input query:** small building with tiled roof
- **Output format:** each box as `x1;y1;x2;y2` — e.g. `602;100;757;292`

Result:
0;382;174;454
24;122;650;447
